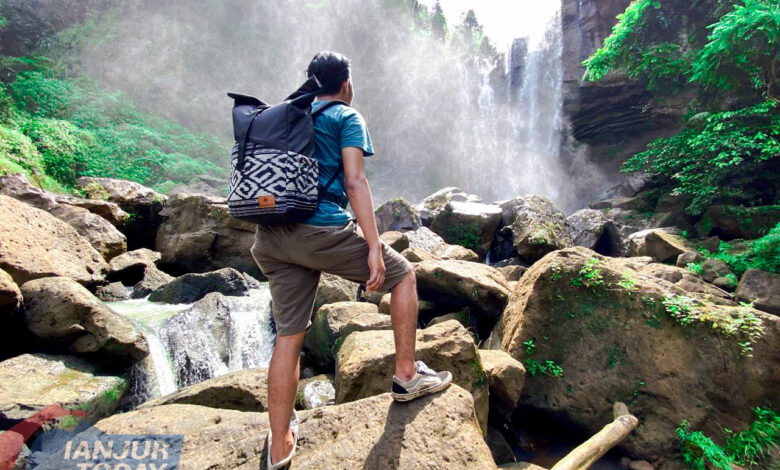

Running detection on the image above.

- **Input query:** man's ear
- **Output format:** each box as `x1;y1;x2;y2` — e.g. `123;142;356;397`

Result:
340;78;351;95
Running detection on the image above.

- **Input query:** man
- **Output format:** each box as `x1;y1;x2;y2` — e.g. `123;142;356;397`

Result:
251;51;452;469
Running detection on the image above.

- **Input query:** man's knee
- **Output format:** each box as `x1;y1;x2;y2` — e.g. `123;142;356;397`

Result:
396;266;416;288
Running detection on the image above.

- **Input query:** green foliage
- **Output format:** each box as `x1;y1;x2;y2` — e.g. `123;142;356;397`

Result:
663;294;764;356
691;0;780;95
522;338;564;378
582;0;661;83
622;101;780;215
702;224;780;276
677;420;734;470
677;408;780;469
1;64;227;192
571;257;605;288
445;222;482;251
687;262;703;276
723;407;780;466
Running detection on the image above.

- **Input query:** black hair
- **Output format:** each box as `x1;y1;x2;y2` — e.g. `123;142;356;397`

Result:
307;51;351;95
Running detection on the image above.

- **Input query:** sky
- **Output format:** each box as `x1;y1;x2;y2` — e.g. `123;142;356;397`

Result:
419;0;560;48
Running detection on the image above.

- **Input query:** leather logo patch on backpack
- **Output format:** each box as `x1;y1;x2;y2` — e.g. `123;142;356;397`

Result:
257;195;275;208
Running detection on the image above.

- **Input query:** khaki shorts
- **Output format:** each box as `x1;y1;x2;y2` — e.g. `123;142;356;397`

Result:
250;218;413;336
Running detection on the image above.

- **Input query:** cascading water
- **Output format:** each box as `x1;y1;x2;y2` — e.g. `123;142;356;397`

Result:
107;286;275;406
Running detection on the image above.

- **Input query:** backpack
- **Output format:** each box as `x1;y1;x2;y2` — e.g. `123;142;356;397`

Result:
226;75;348;225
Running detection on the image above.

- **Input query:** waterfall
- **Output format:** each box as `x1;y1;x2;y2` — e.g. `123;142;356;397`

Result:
108;285;275;406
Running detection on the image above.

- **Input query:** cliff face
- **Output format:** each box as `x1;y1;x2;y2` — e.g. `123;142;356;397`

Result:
561;0;687;174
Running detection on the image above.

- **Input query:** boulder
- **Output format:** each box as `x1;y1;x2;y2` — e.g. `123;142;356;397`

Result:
335;320;489;434
566;208;609;251
405;226;448;253
501;195;573;262
488;247;780;460
148;267;250;304
140;368;268;412
713;276;738;292
701;258;733;283
497;265;526;282
0;268;22;312
695;205;780;240
626;227;694;263
426;309;473;331
0;195;108;286
159;292;274;387
154;193;260;277
303;301;391;371
415;186;484;227
46;204;127;260
95;386;496;469
315;273;358;309
415;259;510;335
637;263;732;302
374;197;422;233
736;269;780;315
297;374;336;409
108;248;162;284
95;282;130;302
675;251;703;268
0;174;128;259
401;246;439;262
0;354;125;426
486;426;516;465
20;277;148;363
479;349;526;418
131;266;175;299
379;231;409;252
54;194;130;227
429;200;502;257
78;176;167;250
432;243;480;261
594;171;654;201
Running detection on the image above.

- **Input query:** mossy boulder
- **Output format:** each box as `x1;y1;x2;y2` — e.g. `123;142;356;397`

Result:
429;200;502;257
374;197;422;233
500;195;573;262
695;205;780;240
488;247;779;461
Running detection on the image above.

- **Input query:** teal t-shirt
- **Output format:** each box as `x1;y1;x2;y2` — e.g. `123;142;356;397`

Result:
301;100;374;226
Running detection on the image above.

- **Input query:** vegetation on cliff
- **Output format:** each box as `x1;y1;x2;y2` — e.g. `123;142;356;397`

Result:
584;0;779;215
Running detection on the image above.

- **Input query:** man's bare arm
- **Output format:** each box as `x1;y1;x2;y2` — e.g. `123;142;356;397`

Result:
342;146;385;291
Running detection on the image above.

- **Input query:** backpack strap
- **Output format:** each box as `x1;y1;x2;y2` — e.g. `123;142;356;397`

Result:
313;101;350;207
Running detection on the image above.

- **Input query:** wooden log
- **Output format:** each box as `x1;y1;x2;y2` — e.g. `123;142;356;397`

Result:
550;402;639;470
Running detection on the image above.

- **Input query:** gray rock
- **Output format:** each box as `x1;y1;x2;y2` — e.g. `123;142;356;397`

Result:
713;276;738;292
379;230;409;252
148;267;249;304
404;226;447;253
0;353;126;427
315;273;359;309
696;205;780;240
154;193;260;277
486;426;516;465
701;258;733;283
736;269;780;315
95;282;130;302
54;194;130;227
374;197;422;233
415;186;484;227
567;208;608;250
676;251;704;268
108;248;162;283
131;266;175;299
299;376;336;409
429;200;502;257
626;227;694;263
20;277;148;363
501;195;573;262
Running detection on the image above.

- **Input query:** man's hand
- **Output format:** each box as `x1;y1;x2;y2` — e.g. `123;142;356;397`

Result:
366;244;386;291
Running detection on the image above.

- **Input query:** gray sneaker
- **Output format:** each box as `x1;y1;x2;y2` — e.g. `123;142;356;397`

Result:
392;360;452;402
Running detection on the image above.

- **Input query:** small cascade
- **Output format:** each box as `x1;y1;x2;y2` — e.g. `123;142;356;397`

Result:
108;286;275;406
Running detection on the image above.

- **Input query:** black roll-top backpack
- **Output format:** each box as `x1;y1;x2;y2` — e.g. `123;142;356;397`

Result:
227;75;349;225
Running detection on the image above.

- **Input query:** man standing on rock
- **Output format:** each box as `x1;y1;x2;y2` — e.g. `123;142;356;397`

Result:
250;51;452;469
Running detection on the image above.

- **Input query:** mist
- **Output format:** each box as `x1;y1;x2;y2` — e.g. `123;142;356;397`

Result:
73;0;608;212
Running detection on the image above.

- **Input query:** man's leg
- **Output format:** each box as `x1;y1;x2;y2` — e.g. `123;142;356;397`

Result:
390;269;418;382
267;331;305;464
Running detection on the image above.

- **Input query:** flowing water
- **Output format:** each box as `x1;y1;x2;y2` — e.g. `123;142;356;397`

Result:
107;286;275;405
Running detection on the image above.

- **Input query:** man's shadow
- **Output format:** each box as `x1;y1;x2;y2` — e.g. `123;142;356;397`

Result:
362;395;436;470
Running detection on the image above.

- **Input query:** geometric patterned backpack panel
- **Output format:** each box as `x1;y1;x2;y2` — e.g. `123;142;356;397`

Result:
227;75;348;226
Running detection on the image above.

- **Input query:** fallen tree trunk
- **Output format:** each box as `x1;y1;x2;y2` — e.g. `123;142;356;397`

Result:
550;402;639;470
